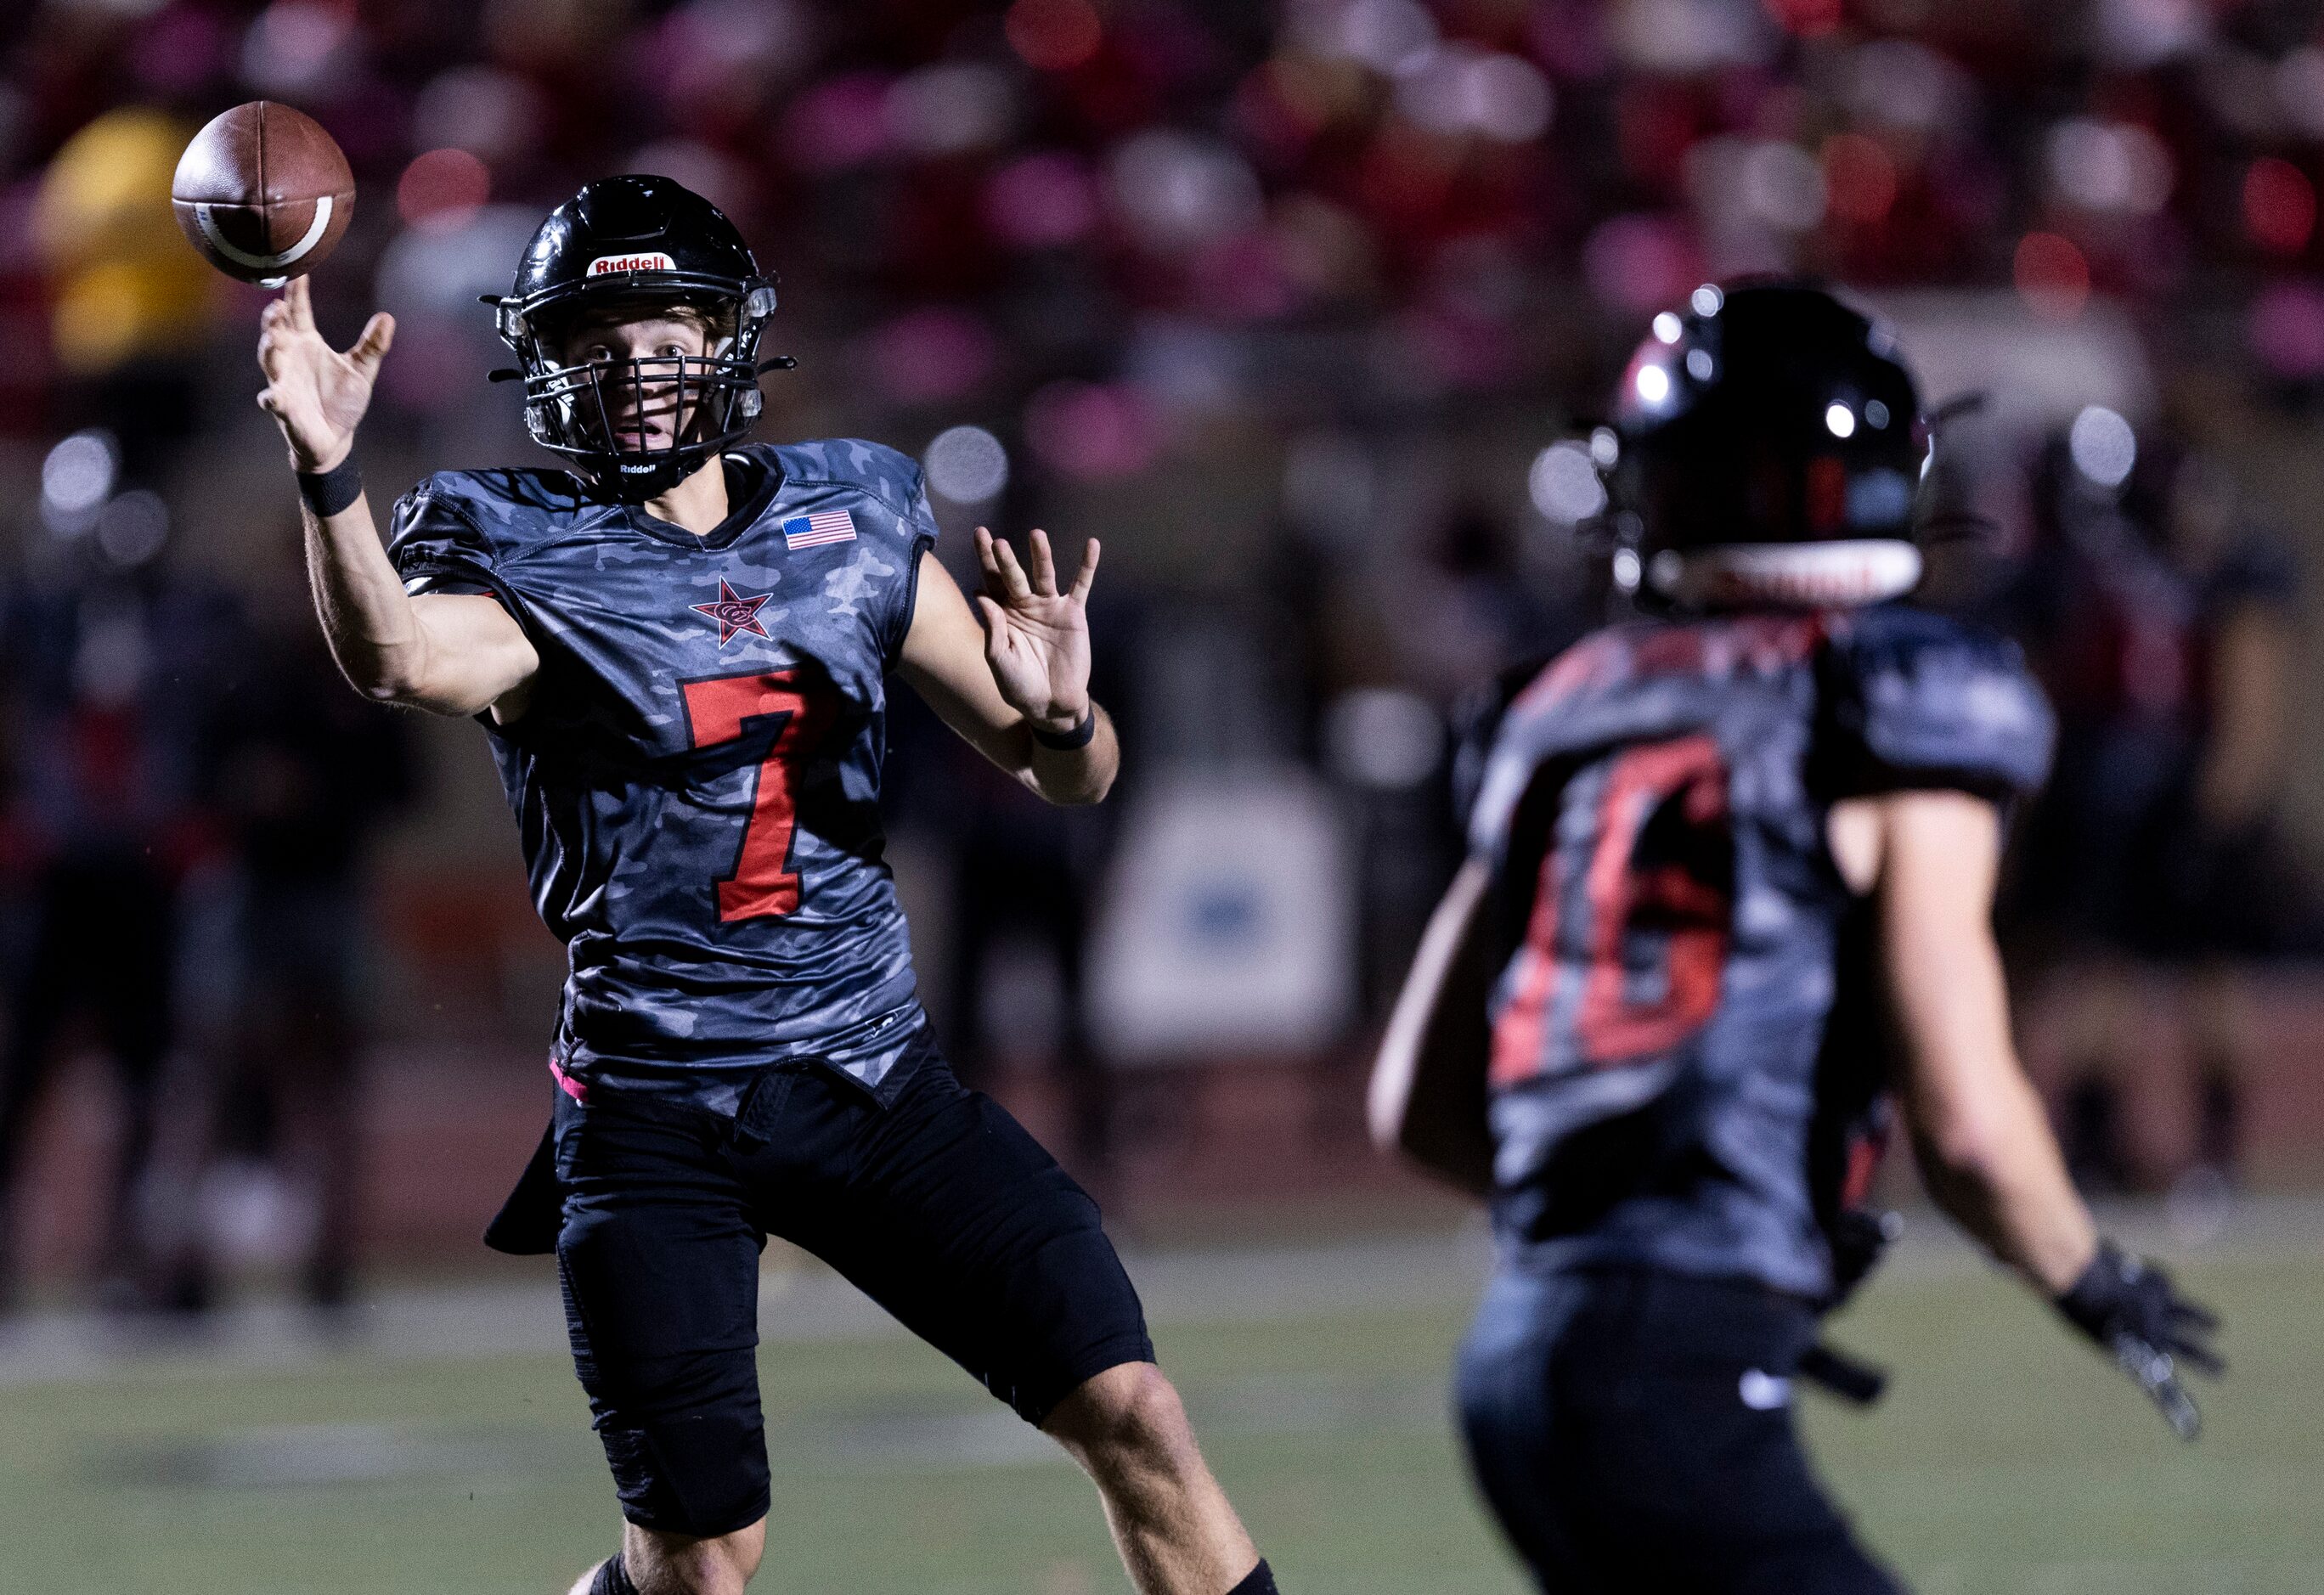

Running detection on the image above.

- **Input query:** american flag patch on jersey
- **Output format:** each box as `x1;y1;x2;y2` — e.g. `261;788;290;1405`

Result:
782;510;856;550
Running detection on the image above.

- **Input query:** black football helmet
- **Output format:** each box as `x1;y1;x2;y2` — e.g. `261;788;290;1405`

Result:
1605;280;1929;610
487;175;789;501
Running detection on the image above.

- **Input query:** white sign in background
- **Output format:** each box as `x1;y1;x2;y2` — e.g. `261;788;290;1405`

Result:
1087;768;1357;1065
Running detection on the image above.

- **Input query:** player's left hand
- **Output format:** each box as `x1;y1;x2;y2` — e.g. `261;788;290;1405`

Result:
2055;1240;2224;1440
973;526;1098;735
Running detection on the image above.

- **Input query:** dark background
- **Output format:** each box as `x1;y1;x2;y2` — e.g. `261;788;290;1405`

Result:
4;0;2324;1297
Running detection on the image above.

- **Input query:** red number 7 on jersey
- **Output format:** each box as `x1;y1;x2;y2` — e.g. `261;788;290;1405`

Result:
680;670;834;922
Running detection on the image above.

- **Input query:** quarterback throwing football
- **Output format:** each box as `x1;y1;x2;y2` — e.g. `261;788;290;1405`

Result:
257;175;1278;1595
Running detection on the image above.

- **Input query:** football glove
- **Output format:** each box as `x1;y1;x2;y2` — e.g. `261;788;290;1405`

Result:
2054;1240;2224;1440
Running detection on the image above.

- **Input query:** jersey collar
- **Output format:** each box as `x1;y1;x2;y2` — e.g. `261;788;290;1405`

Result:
621;450;783;551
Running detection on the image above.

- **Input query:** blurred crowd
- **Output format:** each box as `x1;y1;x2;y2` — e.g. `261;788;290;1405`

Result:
0;511;413;1315
11;0;2324;447
0;0;2321;1310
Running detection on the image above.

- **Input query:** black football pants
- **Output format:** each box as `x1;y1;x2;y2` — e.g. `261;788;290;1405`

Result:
550;1034;1154;1538
1456;1265;1904;1594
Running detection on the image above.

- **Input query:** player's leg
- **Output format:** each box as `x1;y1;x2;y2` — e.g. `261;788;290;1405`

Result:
553;1086;771;1594
1041;1360;1266;1594
1476;1267;1902;1593
92;869;175;1303
2186;959;2252;1180
747;1039;1272;1595
1452;1269;1606;1591
944;833;1002;1092
1043;859;1114;1176
563;1520;766;1595
249;893;367;1308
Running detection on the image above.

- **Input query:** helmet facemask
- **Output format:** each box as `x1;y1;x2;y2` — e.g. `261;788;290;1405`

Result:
497;281;779;503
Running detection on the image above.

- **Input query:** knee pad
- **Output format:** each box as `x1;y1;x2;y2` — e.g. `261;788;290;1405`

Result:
601;1411;770;1540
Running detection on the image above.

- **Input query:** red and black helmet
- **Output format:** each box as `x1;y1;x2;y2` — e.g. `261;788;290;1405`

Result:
488;175;790;501
1608;280;1930;610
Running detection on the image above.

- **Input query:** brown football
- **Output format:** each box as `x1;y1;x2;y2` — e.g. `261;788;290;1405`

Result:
171;101;354;285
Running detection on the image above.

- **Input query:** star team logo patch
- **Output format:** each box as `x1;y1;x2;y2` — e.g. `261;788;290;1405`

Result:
783;509;856;550
692;578;772;645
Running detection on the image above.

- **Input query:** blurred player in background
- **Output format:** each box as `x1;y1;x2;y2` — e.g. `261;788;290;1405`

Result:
937;714;1117;1169
0;498;235;1314
2008;425;2303;1192
1369;283;2224;1592
252;175;1278;1595
190;540;415;1313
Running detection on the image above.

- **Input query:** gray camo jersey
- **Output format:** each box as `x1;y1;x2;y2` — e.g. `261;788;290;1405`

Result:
1466;603;2055;1299
386;439;939;1110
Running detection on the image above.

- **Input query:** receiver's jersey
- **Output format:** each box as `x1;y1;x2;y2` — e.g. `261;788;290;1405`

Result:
386;441;935;1106
1467;604;2053;1299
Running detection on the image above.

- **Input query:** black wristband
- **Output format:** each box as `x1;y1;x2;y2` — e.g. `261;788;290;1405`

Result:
1031;708;1097;751
296;458;364;518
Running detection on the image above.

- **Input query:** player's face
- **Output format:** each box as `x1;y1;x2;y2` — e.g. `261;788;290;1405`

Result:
560;308;715;453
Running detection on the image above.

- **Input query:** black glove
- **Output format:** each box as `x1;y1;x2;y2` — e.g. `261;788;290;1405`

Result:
2054;1241;2224;1440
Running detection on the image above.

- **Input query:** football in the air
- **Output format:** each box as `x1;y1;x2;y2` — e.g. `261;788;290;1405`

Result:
171;101;354;286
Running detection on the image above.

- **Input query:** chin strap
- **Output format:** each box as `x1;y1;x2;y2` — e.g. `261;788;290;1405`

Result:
595;448;715;504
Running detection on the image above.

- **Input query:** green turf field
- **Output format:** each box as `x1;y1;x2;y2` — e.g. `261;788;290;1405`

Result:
3;1246;2317;1593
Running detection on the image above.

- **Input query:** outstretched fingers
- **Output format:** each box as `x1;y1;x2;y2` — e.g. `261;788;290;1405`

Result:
977;526;1088;607
348;311;396;375
2169;1298;2221;1333
2171;1338;2227;1378
973;594;1015;657
257;296;292;369
285;273;317;333
985;531;1034;604
1026;528;1059;597
1069;538;1100;604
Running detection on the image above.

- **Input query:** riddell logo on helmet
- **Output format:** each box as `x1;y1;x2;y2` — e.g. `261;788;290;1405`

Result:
587;252;676;276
